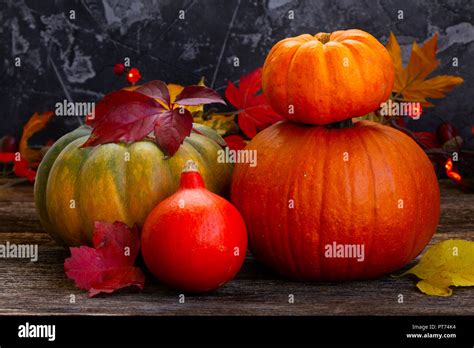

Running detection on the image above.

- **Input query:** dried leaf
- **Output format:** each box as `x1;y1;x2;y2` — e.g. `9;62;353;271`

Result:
386;33;463;107
400;240;474;296
19;111;54;163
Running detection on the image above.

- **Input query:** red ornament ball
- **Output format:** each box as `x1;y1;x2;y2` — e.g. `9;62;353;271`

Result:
127;68;142;84
141;160;247;293
113;63;125;76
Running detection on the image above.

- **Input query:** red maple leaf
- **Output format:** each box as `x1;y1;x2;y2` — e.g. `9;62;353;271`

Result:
0;152;15;163
224;135;247;151
64;221;145;297
225;68;283;138
82;82;225;156
13;157;36;182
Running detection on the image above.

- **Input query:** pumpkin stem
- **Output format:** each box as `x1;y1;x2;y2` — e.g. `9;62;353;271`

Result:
183;160;199;173
325;118;354;129
180;160;205;189
316;32;331;44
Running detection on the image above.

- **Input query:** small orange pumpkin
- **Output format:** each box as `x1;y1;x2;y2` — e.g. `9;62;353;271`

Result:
262;29;394;125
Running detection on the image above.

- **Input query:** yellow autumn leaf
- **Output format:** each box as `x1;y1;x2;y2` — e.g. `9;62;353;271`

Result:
19;111;54;164
124;77;205;114
168;77;206;115
194;113;237;136
386;32;464;107
400;239;474;296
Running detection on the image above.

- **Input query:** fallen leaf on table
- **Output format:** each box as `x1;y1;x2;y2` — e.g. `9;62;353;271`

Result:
386;32;464;107
64;221;145;297
19;111;54;163
399;239;474;296
225;67;283;138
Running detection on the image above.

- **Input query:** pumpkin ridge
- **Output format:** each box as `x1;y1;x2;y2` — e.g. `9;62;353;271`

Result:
368;126;420;270
355;127;379;277
78;143;131;242
339;40;371;111
74;139;99;244
34;126;91;245
47;136;91;245
381;128;429;262
316;127;330;280
329;126;355;274
281;125;306;277
285;41;309;121
257;130;283;275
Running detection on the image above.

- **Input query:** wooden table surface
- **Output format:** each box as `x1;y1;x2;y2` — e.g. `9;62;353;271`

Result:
0;179;472;316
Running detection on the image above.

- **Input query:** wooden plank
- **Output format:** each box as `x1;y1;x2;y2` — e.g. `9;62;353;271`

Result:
0;231;472;316
0;183;43;232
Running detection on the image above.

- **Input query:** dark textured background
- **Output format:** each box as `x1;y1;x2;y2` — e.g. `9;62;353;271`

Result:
1;0;473;149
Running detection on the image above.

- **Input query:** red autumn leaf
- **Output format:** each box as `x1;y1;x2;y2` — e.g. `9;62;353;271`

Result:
13;157;36;182
136;80;171;107
83;82;224;156
174;85;226;106
414;131;441;149
224;135;247;151
154;108;193;157
225;67;283;138
0;152;15;163
64;221;145;297
82;90;165;147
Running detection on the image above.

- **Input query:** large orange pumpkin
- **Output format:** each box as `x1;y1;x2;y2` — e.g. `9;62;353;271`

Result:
262;29;394;125
231;120;440;280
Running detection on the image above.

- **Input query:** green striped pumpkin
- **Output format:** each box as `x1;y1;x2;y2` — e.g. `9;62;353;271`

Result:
34;124;233;246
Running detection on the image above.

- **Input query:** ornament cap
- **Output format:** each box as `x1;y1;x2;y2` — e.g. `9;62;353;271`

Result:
183;160;199;173
179;160;205;189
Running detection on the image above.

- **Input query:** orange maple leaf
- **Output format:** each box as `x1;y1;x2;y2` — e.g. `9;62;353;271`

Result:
19;111;54;164
386;32;464;107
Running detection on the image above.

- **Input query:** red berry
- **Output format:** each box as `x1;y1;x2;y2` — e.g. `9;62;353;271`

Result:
437;122;458;143
127;68;142;84
0;135;18;153
113;63;125;76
